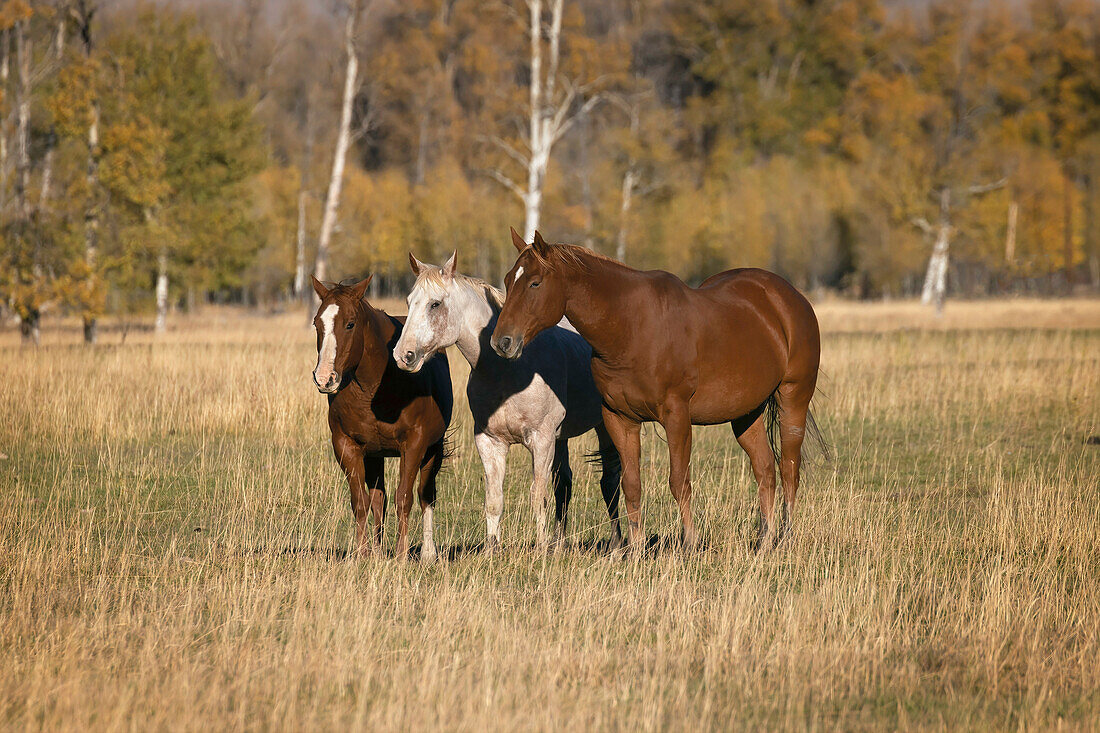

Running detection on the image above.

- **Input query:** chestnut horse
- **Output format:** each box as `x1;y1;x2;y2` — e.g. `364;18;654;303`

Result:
311;275;452;561
491;230;827;552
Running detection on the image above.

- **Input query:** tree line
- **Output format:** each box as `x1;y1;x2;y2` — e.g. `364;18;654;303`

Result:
3;0;1099;342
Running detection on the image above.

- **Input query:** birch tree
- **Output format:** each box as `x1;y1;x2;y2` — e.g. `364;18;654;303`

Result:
913;179;1004;316
13;8;38;344
313;0;363;297
483;0;607;242
73;0;102;343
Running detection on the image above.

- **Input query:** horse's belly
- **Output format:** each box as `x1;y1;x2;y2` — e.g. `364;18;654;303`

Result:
349;428;399;456
686;345;781;423
470;377;566;445
591;366;659;422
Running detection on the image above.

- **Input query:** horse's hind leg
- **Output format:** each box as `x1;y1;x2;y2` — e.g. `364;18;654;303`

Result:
364;456;385;553
551;438;573;548
416;441;444;564
776;380;813;541
394;445;423;561
732;404;778;553
594;423;623;550
662;402;698;550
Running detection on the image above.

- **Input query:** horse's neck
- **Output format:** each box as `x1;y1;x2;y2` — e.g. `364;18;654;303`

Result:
354;305;393;390
560;255;633;358
453;283;498;369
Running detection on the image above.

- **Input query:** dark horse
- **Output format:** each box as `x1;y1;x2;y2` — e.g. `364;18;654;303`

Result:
491;230;826;552
311;275;452;561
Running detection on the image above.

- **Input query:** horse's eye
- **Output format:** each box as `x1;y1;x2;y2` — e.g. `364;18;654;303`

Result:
529;280;541;288
430;301;441;309
345;322;355;330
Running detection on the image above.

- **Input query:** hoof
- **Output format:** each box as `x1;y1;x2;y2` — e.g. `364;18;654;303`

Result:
420;544;438;565
352;543;378;559
752;532;776;555
484;536;503;556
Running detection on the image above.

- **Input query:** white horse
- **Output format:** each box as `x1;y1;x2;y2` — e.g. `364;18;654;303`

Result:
393;251;622;551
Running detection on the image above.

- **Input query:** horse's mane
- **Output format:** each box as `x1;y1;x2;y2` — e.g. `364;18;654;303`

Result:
530;242;621;271
414;266;505;309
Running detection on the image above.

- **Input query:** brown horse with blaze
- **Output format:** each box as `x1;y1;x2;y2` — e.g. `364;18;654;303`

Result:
311;275;452;561
491;229;827;553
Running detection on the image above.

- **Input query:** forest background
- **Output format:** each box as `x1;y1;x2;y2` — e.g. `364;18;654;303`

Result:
3;0;1100;343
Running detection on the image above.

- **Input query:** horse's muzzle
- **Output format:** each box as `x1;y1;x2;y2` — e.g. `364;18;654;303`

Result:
394;347;424;373
491;334;523;360
313;371;340;393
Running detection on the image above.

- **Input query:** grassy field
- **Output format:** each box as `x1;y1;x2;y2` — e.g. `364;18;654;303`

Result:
1;298;1098;730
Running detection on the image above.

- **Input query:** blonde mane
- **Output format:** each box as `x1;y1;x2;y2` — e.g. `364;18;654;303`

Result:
414;265;505;309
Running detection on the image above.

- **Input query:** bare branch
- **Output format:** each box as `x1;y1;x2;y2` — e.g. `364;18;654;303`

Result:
481;168;527;202
966;178;1007;195
476;134;530;167
911;217;934;236
552;93;603;144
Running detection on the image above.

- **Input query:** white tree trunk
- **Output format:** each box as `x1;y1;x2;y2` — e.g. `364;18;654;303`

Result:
1005;200;1018;265
314;0;360;294
920;230;950;316
79;0;101;344
522;0;563;243
84;103;100;343
15;18;30;224
920;188;952;317
294;187;308;298
15;18;36;346
155;249;169;334
616;168;636;263
1;29;8;213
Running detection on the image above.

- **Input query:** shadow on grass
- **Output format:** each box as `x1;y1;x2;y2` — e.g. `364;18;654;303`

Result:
247;531;733;563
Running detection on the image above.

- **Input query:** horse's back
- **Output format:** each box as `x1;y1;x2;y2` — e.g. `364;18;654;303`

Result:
675;268;820;421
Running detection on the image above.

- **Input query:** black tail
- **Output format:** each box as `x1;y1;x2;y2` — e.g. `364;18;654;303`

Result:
763;393;782;467
763;392;832;467
805;407;832;462
584;443;622;474
439;425;458;464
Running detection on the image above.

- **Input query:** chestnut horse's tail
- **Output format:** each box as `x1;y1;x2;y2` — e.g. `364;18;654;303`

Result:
764;392;832;467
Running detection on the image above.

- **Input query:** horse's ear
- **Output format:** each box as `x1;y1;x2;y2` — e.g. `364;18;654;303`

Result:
510;226;527;252
408;252;425;276
532;230;551;257
311;275;330;300
349;275;372;301
442;250;457;281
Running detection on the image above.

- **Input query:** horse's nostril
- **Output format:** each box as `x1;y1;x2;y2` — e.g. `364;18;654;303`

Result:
498;336;512;353
404;350;415;364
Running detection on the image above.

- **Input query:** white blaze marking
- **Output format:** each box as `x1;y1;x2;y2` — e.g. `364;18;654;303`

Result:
315;304;339;380
513;266;524;283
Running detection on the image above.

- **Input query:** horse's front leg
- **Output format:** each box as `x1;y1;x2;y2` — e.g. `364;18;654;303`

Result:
474;432;508;553
661;401;698;550
526;434;556;552
332;430;370;557
394;443;423;561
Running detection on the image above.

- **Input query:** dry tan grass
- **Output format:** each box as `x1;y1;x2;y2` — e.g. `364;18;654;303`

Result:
1;299;1098;730
815;296;1100;332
